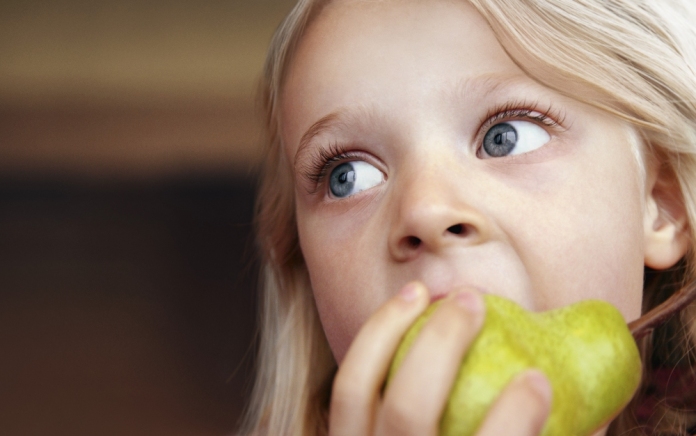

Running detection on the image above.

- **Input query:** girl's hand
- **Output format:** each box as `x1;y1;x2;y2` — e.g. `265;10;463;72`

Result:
328;282;552;436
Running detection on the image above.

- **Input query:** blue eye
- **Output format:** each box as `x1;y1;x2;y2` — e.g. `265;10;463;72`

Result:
329;161;384;198
481;120;550;158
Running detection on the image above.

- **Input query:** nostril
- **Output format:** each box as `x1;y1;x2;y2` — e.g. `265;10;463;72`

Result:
447;224;465;235
406;236;421;248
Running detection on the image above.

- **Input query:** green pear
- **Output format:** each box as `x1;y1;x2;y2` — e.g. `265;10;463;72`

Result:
387;295;642;436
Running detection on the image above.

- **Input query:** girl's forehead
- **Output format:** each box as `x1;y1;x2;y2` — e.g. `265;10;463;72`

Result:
280;0;616;153
304;0;493;50
281;0;519;145
291;0;508;76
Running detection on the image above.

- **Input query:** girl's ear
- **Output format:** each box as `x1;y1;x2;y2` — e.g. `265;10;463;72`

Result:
644;162;690;270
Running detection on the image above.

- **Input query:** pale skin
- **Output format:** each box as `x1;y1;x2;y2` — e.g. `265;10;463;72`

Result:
280;0;689;435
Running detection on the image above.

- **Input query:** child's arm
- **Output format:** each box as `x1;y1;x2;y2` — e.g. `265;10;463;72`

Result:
328;283;552;436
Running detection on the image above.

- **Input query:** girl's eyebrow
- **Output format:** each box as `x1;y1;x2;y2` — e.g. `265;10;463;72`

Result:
294;106;374;165
295;112;341;164
450;73;534;103
293;74;539;166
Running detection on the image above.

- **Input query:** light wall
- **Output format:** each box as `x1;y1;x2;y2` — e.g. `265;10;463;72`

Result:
0;0;296;178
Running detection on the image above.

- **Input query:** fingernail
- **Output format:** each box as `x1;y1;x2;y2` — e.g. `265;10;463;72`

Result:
454;290;483;314
399;282;422;302
523;370;553;407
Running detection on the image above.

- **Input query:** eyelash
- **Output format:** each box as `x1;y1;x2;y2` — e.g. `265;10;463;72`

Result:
302;102;564;193
301;142;357;193
480;101;563;131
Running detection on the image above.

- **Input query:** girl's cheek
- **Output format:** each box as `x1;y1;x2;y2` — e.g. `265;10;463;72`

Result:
297;192;393;354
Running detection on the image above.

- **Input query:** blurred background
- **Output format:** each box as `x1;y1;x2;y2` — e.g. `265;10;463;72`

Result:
0;0;296;434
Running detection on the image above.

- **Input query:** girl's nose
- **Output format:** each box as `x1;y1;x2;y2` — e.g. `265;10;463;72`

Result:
388;170;492;262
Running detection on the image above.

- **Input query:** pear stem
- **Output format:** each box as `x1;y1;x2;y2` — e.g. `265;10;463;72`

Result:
629;281;696;339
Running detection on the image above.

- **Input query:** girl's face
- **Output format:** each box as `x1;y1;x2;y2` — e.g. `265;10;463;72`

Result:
281;0;649;362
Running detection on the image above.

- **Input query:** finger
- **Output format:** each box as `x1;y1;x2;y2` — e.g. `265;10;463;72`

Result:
475;370;552;436
376;289;485;436
329;282;429;436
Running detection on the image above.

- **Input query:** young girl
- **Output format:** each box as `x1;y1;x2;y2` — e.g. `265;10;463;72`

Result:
242;0;696;434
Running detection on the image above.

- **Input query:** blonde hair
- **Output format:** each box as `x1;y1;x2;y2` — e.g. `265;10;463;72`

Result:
241;1;696;435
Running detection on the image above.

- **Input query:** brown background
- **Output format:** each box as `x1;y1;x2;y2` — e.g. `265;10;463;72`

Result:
0;1;296;434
